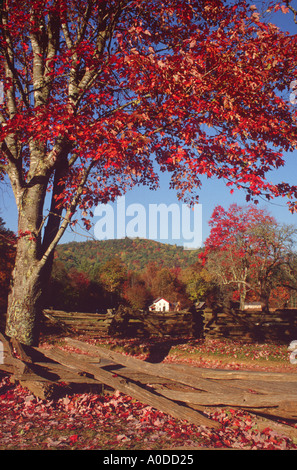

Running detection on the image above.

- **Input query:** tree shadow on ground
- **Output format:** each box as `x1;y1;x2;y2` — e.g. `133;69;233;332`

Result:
119;336;194;364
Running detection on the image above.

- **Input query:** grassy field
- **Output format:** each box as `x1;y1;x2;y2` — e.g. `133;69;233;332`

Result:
89;335;296;372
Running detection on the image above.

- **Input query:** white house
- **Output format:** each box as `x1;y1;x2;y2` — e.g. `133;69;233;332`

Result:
149;298;175;312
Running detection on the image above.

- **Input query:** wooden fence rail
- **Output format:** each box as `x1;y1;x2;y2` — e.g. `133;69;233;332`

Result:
43;307;297;343
42;308;202;338
203;308;297;343
1;333;297;439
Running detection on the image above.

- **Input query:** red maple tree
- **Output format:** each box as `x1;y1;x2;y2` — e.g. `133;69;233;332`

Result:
201;204;297;311
200;204;276;308
1;0;297;344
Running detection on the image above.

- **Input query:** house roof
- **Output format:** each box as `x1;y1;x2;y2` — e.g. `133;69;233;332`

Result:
149;297;172;307
152;297;170;305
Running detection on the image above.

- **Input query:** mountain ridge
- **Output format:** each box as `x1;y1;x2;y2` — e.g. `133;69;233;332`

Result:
55;237;201;275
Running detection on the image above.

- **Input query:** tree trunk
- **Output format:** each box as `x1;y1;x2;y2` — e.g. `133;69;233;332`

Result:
259;282;271;314
5;179;54;345
6;256;41;346
260;294;270;314
5;231;52;345
239;288;246;311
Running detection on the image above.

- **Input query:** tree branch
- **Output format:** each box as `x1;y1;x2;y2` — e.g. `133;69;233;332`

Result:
39;160;95;269
285;0;297;24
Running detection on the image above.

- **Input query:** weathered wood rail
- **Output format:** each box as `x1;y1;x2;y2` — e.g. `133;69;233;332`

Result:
42;308;202;338
203;308;297;343
43;309;115;335
43;307;297;343
1;333;297;439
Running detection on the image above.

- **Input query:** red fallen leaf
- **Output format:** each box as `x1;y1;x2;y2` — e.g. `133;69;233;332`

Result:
69;434;78;443
262;427;273;435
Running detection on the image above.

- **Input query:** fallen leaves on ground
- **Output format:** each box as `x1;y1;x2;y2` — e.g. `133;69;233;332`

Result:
1;335;297;450
0;373;297;450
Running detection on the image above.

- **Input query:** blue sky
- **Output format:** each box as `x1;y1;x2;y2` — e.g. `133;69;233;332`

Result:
1;4;297;250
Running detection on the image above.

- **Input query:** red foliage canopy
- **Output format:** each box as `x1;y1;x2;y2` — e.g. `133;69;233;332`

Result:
200;203;297;309
201;204;276;256
1;0;297;237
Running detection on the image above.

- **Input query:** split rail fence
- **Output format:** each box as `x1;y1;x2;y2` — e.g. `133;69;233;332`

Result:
42;308;202;338
1;334;297;441
203;308;297;343
43;307;297;343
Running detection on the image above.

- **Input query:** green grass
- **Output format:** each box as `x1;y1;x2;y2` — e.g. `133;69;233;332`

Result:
80;335;294;370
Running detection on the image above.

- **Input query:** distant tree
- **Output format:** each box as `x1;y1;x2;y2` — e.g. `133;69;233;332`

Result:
123;273;152;311
99;258;127;308
0;217;16;312
269;285;291;309
67;268;91;311
279;252;297;301
150;267;173;300
141;262;160;294
48;261;94;311
201;205;273;309
247;222;297;311
150;266;191;309
201;204;297;311
181;261;213;304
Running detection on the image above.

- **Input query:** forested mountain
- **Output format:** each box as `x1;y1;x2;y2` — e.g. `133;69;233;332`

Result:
55;237;201;277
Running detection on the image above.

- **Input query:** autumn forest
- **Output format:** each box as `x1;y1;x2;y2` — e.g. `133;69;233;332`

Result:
1;203;297;320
